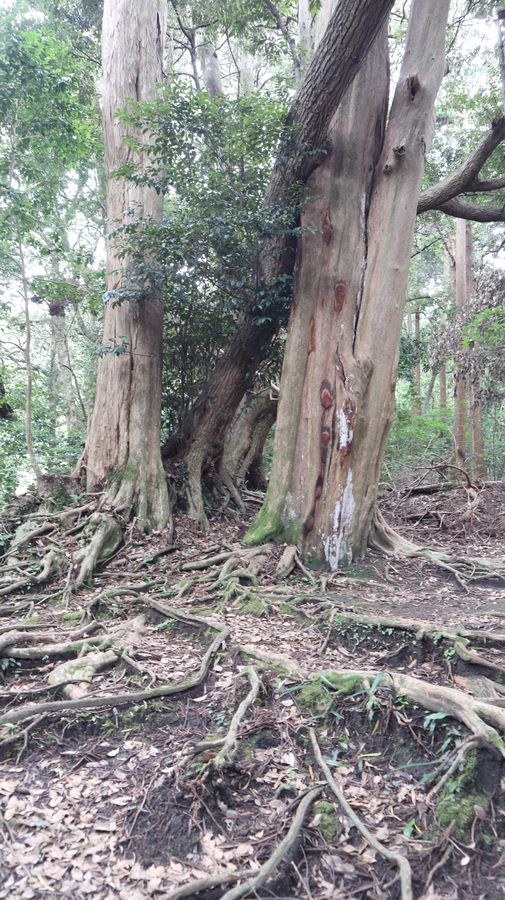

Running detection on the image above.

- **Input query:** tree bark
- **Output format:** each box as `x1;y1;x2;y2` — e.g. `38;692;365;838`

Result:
245;0;450;567
80;0;170;531
178;0;395;528
223;388;277;489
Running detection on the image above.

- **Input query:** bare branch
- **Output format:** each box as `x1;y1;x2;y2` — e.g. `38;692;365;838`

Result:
417;117;505;213
434;196;505;222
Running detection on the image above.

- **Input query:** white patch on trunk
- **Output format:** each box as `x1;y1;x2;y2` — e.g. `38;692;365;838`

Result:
323;468;355;571
338;408;353;451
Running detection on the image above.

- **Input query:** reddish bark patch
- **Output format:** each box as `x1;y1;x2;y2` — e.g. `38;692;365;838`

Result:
314;474;324;500
321;426;331;445
320;380;334;410
322;209;333;245
334;281;346;314
308;317;316;354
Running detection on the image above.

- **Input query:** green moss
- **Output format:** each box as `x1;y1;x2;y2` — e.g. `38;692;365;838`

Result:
319;671;365;696
279;601;295;617
296;680;332;714
313;800;341;841
61;610;83;627
435;750;491;840
241;729;276;758
239;595;266;616
243;500;284;546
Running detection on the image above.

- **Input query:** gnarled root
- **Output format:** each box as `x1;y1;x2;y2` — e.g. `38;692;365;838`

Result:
370;510;505;587
74;512;123;587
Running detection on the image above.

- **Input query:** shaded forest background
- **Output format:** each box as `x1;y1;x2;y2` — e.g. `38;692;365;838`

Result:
1;0;504;518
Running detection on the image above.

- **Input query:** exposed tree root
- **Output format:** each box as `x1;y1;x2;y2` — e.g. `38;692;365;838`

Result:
319;669;505;757
74;512;124;587
165;868;262;900
47;648;121;699
0;550;61;597
220;787;321;900
327;611;505;678
370;510;505;587
309;728;413;900
212;665;261;769
0;617;229;728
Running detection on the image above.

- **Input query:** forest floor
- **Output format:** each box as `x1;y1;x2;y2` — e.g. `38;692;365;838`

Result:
1;482;505;899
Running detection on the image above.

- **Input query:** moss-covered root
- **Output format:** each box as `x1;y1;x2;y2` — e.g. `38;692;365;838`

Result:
47;648;120;699
319;669;505;757
242;499;283;546
435;747;502;840
74;512;123;587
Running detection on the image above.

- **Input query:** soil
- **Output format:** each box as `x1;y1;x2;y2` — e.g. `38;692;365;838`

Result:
1;483;505;899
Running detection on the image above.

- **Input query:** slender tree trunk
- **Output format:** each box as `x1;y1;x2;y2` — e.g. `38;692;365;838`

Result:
179;0;395;528
80;0;170;531
453;219;470;466
413;302;421;415
17;229;43;486
423;367;437;413
48;302;80;433
471;387;486;479
439;363;447;409
246;0;450;567
198;41;223;98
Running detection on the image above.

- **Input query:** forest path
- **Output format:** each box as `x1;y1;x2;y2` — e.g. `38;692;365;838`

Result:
1;485;505;899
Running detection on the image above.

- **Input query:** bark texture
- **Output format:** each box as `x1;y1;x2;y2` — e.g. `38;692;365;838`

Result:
223;389;277;489
81;0;170;531
246;0;450;567
178;0;395;528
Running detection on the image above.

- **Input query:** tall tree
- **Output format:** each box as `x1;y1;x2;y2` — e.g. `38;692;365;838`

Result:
245;0;451;564
79;0;171;532
179;0;395;529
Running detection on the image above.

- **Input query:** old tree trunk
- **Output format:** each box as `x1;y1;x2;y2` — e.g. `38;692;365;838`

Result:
178;0;395;530
79;0;171;532
245;0;450;567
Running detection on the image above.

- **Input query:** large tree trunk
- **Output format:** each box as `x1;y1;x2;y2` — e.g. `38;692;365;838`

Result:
245;0;450;567
80;0;170;531
175;0;395;528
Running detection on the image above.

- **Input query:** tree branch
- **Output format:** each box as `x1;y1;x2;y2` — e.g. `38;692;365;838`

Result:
260;0;302;79
417;116;505;213
434;196;505;222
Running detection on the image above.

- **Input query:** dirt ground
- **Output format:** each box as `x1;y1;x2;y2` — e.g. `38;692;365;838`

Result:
1;482;505;899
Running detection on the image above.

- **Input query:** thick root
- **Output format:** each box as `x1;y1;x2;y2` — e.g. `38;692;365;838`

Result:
74;513;123;587
48;648;121;699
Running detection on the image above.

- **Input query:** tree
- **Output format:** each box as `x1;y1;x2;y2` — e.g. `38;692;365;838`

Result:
176;0;396;529
78;0;171;533
245;0;451;564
